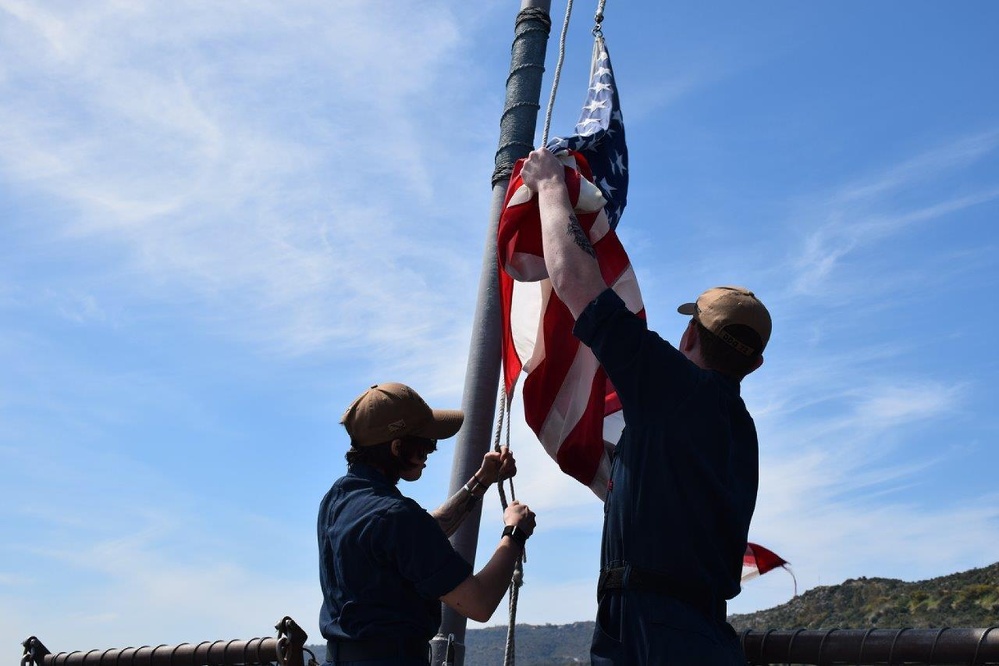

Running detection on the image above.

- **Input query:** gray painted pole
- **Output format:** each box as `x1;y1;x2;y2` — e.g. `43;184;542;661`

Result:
430;2;552;665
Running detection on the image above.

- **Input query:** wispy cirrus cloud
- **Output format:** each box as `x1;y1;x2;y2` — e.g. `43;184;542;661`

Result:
0;1;494;371
788;129;999;296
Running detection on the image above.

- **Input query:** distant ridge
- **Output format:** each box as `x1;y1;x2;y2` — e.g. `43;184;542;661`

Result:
305;561;999;665
464;622;593;666
729;560;999;631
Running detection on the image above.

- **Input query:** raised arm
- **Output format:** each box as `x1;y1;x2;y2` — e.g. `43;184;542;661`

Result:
431;446;516;537
519;147;608;319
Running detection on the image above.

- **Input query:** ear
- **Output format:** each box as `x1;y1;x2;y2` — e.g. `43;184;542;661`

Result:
680;320;698;353
390;438;405;457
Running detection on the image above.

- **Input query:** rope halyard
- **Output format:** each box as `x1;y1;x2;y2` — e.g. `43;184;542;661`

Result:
494;380;524;666
541;0;575;147
503;558;524;666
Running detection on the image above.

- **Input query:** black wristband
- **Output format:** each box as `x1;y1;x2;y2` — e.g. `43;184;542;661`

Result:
501;524;529;549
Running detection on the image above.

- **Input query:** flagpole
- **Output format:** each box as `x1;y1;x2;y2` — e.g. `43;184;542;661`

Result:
430;2;552;665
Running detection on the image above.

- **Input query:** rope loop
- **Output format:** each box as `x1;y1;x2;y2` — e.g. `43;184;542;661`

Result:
491;164;516;187
506;62;545;86
515;6;552;32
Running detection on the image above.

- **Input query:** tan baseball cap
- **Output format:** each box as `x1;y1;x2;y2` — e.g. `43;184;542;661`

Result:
340;382;464;447
677;286;772;357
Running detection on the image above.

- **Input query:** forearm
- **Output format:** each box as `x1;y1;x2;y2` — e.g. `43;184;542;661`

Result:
431;473;489;537
537;180;607;319
441;539;523;623
470;540;523;617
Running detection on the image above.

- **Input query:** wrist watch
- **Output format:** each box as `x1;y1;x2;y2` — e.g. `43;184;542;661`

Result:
501;524;529;548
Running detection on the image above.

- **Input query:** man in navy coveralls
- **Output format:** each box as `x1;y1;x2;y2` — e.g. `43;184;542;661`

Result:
521;148;773;665
318;382;537;665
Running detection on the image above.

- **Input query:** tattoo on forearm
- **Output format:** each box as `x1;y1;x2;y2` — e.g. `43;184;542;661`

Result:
566;213;596;257
432;490;478;538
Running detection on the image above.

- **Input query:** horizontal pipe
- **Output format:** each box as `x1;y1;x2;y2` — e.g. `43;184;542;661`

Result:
23;618;308;666
742;627;999;665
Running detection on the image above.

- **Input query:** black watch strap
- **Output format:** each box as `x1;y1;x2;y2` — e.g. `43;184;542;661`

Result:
502;524;528;548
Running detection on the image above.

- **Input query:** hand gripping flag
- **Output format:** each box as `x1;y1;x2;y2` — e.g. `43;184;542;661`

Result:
498;35;638;499
497;35;792;588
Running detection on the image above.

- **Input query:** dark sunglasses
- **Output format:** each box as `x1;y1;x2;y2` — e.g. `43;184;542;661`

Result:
403;436;438;453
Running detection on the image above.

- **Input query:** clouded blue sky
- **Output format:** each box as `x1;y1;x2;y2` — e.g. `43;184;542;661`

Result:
3;0;998;658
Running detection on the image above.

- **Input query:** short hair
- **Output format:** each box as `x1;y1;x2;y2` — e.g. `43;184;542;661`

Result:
694;320;762;380
345;436;438;484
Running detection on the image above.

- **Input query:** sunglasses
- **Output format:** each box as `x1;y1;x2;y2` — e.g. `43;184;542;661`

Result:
403;436;438;454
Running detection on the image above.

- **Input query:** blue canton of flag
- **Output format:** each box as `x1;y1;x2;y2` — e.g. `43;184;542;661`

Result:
547;35;628;230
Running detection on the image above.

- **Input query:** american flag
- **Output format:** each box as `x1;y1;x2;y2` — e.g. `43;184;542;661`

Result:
496;35;791;587
498;35;640;498
547;37;629;230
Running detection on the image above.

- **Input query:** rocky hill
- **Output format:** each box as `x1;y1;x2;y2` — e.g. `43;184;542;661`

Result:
728;561;999;631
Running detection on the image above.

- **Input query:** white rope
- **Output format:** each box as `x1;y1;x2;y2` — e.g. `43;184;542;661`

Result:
540;0;609;144
502;556;524;666
492;382;516;508
493;380;524;666
540;0;575;147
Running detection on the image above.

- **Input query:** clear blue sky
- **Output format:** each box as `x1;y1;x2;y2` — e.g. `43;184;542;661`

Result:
3;0;998;657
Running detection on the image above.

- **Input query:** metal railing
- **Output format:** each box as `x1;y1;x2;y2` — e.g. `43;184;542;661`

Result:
741;627;999;665
21;618;311;666
21;620;999;665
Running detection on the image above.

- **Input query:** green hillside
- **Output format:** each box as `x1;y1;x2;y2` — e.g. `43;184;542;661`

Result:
729;561;999;631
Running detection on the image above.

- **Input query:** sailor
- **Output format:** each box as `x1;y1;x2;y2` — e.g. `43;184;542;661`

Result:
520;147;771;665
318;382;536;665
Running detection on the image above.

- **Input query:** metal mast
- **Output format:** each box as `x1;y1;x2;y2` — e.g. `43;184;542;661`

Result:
430;2;553;664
